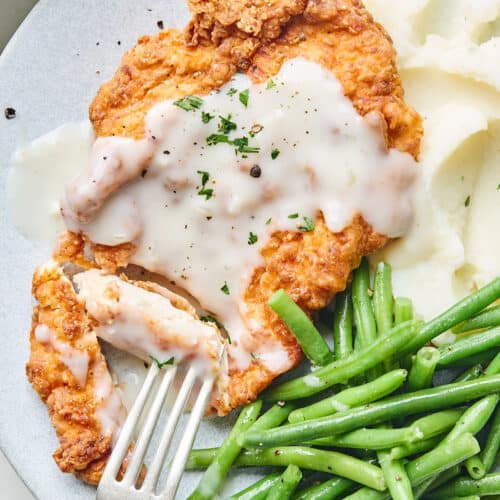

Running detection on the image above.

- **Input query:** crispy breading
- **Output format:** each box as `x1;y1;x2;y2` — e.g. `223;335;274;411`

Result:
26;261;128;484
86;0;421;413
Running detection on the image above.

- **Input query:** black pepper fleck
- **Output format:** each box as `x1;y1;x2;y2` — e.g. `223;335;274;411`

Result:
163;150;170;155
157;20;164;29
117;40;121;45
141;169;148;178
4;107;16;120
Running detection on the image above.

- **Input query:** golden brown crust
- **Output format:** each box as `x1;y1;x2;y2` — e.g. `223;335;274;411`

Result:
26;262;127;484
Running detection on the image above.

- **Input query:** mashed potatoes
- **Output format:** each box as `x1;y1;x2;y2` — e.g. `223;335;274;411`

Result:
365;0;500;320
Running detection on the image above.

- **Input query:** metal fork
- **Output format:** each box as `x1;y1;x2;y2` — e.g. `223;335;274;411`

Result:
96;361;215;500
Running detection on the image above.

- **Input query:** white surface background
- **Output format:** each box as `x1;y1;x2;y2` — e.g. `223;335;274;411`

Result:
1;0;39;495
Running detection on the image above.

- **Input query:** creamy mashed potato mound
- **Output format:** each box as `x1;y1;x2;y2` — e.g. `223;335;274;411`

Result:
366;0;500;321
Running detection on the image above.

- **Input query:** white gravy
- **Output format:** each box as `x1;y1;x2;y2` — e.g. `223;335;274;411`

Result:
61;58;418;370
34;324;89;387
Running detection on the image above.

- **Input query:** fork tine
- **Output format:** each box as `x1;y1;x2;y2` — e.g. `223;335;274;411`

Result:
160;375;215;499
121;366;178;486
100;362;160;483
141;366;198;494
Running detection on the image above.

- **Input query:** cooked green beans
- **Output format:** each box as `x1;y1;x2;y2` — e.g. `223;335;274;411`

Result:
402;277;500;356
187;446;386;491
429;473;500;497
247;376;500;447
394;297;413;325
407;347;439;391
437;326;500;367
453;305;500;334
288;369;407;423
481;406;500;475
423;464;462;494
265;320;422;401
333;288;353;361
226;472;281;500
352;259;382;379
465;455;485;480
455;364;484;382
295;476;353;500
266;464;302;500
389;436;443;460
188;400;261;500
408;409;464;441
345;433;480;500
250;403;294;432
377;450;413;500
268;289;333;366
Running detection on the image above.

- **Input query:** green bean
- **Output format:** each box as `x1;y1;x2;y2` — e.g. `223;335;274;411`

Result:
465;455;485;480
378;450;413;500
266;464;302;500
352;259;383;379
454;364;484;383
250;403;295;432
188;400;262;500
407;347;439;391
445;349;498;367
486;352;500;376
412;476;436;499
429;473;500;497
442;395;499;444
226;472;281;500
288;369;407;423
389;436;443;460
295;476;353;500
345;433;480;500
333;288;353;361
402;277;500;356
437;496;480;500
408;409;464;441
265;320;422;401
268;289;333;366
246;376;500;448
373;262;394;335
437;326;500;367
453;305;500;334
187;446;386;491
306;426;415;450
424;464;462;493
481;406;500;475
394;297;414;325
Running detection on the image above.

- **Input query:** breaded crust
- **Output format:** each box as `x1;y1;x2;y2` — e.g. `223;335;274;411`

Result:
26;261;128;484
85;0;422;412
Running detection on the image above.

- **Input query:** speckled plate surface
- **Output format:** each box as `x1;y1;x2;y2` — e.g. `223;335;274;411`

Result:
0;2;264;498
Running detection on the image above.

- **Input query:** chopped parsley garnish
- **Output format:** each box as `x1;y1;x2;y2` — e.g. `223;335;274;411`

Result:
266;217;272;225
233;136;260;154
250;352;260;360
218;114;237;134
227;335;232;344
239;89;249;107
271;148;280;160
197;170;214;200
200;315;223;329
497;184;500;190
266;79;276;89
227;88;237;96
221;281;230;295
288;213;299;219
173;95;203;111
248;232;258;245
465;195;471;207
150;355;175;369
207;134;231;145
201;111;214;123
298;216;315;232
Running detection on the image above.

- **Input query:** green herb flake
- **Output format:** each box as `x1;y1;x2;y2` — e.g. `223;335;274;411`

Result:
201;111;214;123
150;355;175;369
218;114;237;134
173;95;203;111
239;89;249;107
207;134;230;146
271;148;280;160
250;352;260;360
266;80;276;89
248;232;258;245
200;315;223;328
288;213;299;219
197;170;214;200
265;217;272;225
227;88;237;96
233;136;260;154
227;335;232;345
465;195;471;207
497;184;500;190
221;281;230;295
298;216;315;232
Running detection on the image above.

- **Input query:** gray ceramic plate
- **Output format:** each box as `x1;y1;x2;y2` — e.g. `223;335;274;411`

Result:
0;2;265;498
